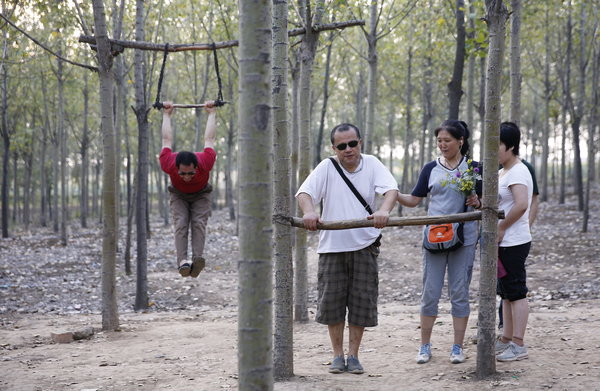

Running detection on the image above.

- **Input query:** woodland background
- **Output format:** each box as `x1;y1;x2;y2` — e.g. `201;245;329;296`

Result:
0;0;599;389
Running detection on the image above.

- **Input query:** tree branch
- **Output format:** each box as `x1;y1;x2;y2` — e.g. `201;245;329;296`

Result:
0;12;98;72
274;210;505;230
78;20;365;52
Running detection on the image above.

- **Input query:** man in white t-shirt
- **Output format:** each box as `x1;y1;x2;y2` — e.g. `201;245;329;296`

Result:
296;123;398;375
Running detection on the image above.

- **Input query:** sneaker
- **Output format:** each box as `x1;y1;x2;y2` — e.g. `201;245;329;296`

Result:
346;356;364;374
416;343;432;364
190;256;206;278
328;355;346;374
496;341;528;362
178;262;191;277
495;337;511;355
450;344;465;364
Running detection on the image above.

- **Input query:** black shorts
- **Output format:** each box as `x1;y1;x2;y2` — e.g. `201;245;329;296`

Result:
497;242;531;302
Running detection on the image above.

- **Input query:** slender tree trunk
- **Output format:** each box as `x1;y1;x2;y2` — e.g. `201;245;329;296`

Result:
238;0;273;387
57;51;68;246
448;0;466;119
0;34;9;238
466;3;475;136
272;0;293;379
364;0;378;154
477;0;507;379
295;0;324;323
81;72;90;228
541;5;551;202
289;52;300;221
225;69;236;221
40;71;51;227
92;0;119;332
571;3;586;211
478;55;487;153
421;41;433;170
508;0;521;124
401;44;413;195
313;33;334;167
583;39;599;232
133;0;149;312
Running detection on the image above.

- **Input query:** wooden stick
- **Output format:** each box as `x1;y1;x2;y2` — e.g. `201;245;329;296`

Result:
78;20;365;53
273;210;505;230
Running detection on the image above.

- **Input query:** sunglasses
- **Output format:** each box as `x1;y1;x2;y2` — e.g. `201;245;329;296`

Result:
335;140;360;150
178;171;196;176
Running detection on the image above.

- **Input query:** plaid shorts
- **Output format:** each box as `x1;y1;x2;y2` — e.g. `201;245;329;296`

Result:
315;242;380;328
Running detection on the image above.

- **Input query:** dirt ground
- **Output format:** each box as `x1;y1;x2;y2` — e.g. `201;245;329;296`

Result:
1;191;599;391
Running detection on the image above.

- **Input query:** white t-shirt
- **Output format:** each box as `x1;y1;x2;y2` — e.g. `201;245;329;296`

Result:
296;154;398;253
498;161;533;247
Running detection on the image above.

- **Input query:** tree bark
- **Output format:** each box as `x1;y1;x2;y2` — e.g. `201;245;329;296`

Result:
477;0;508;379
91;0;119;332
295;0;325;323
237;0;273;388
272;0;293;379
508;0;521;125
541;5;551;202
133;0;149;312
0;32;9;238
364;0;378;154
313;32;334;168
448;0;466;119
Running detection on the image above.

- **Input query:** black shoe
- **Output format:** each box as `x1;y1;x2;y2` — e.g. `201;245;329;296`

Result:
178;263;192;277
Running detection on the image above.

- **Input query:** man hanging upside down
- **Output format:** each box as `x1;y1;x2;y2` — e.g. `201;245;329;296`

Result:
159;101;217;277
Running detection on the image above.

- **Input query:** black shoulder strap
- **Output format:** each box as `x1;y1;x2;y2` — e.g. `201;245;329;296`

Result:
329;157;373;215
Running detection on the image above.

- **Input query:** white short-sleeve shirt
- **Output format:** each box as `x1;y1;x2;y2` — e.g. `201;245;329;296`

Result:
296;154;398;253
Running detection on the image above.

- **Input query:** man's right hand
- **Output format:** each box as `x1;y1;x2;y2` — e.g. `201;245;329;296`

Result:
163;101;174;116
302;211;321;231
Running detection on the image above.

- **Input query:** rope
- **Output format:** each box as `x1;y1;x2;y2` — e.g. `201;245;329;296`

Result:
211;42;225;107
153;43;169;110
153;42;227;110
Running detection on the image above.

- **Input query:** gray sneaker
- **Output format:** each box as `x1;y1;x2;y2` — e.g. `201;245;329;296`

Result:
328;355;345;374
416;343;432;364
496;341;528;362
495;337;511;355
346;356;364;374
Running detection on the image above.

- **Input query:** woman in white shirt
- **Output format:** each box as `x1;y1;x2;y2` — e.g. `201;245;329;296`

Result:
494;122;534;362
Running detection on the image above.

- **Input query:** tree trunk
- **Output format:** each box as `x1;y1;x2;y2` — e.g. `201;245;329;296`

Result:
478;55;486;153
225;67;236;221
81;72;90;229
313;32;334;167
541;5;551;202
295;0;324;323
477;0;508;379
0;34;9;238
448;0;466;119
466;4;475;137
571;3;586;211
583;39;598;232
57;50;68;246
289;51;300;222
133;0;149;312
364;0;378;154
401;44;413;196
237;0;273;388
91;0;119;332
508;0;521;124
272;0;293;379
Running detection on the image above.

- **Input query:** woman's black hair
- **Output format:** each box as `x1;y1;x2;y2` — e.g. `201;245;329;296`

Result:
175;151;199;168
330;123;361;144
434;119;471;156
500;121;521;156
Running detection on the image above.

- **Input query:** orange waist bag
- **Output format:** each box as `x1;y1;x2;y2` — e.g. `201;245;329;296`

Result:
423;222;464;253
